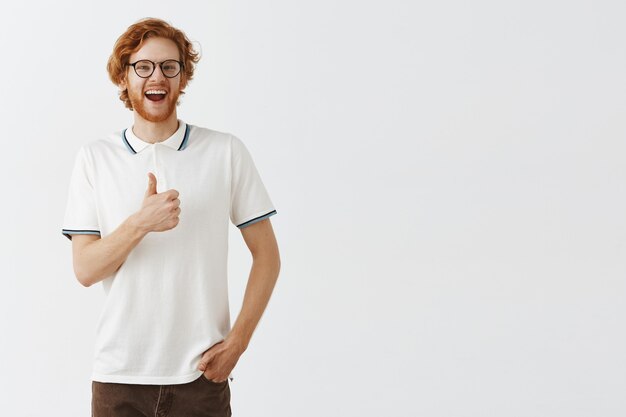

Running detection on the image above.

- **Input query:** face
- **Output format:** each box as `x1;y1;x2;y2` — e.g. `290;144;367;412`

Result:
120;37;185;123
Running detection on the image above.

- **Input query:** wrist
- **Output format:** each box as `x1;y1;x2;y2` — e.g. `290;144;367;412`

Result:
226;332;249;353
126;213;149;237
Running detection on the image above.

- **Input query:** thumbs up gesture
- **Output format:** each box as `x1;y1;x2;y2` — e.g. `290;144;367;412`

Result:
133;172;181;233
144;171;159;198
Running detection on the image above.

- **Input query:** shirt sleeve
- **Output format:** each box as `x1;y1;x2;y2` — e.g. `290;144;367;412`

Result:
229;134;277;228
61;146;101;240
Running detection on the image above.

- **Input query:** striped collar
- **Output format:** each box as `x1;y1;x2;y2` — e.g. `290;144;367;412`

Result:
122;120;191;154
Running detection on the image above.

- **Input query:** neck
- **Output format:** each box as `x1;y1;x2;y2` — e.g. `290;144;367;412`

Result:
131;111;179;143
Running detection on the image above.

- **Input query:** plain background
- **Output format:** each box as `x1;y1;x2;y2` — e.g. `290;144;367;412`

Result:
1;0;625;416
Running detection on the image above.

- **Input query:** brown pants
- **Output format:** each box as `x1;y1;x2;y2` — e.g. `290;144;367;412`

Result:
92;373;232;417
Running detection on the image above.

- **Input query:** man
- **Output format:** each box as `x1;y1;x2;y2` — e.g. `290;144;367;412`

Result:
61;17;280;417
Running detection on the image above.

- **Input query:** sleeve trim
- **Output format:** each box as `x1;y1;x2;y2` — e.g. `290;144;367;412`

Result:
62;229;101;241
236;210;277;229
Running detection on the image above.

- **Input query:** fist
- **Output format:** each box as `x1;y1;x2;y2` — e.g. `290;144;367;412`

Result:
133;172;181;233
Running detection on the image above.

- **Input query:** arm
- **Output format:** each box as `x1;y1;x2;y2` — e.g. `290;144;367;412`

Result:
70;172;180;287
227;217;281;351
71;215;148;287
198;217;280;381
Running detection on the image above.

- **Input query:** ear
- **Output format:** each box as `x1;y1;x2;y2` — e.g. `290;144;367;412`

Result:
179;74;188;91
118;72;127;90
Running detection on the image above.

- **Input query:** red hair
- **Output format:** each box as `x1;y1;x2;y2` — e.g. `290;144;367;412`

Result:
107;18;200;109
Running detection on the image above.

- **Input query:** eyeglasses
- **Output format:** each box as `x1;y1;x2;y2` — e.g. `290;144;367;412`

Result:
127;60;184;78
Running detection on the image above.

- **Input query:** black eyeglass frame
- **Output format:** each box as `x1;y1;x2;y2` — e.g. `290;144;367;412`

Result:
127;59;184;78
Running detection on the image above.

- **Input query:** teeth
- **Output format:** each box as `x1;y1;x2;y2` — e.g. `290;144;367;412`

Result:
146;90;167;94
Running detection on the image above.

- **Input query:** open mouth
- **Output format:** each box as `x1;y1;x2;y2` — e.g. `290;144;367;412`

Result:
145;89;167;102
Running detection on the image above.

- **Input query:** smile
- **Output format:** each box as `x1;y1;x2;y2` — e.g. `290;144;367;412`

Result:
145;90;167;102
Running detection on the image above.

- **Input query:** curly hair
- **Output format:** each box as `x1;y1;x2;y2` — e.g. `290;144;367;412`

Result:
107;18;201;110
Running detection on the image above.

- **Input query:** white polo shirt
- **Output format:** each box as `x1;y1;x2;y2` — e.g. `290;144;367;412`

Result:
61;120;277;385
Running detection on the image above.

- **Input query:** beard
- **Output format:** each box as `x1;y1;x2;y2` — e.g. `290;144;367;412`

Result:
128;86;180;123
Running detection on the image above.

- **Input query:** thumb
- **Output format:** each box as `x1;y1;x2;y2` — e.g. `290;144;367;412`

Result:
145;172;157;197
198;352;215;371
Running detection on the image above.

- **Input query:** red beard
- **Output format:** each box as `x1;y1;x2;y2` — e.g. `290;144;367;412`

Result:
128;87;180;123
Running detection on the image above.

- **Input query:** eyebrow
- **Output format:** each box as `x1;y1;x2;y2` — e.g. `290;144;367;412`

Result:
132;58;181;61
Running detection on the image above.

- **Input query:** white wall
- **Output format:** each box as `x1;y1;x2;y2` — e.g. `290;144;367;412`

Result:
1;0;625;416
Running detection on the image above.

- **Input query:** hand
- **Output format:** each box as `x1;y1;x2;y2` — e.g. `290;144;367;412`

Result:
197;338;245;383
132;172;181;233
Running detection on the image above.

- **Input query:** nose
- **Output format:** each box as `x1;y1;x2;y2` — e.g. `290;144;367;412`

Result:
149;64;167;81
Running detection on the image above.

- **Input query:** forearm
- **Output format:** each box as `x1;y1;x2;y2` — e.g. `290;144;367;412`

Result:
75;214;148;287
227;253;281;351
